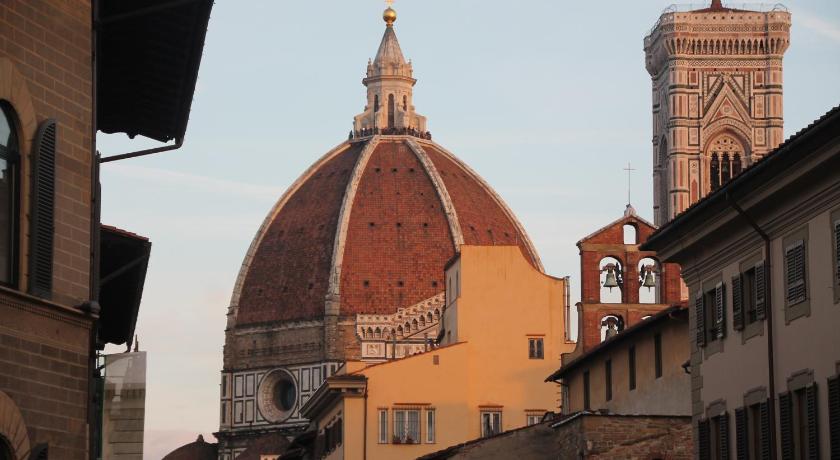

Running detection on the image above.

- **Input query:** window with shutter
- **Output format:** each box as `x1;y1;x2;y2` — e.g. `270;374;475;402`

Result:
829;376;840;458
759;400;771;460
696;293;707;347
754;261;766;320
785;241;806;306
29;119;57;299
715;282;726;339
699;419;711;460
719;412;731;460
735;408;747;460
0;103;20;288
804;385;819;459
779;392;793;460
834;220;840;302
732;275;744;331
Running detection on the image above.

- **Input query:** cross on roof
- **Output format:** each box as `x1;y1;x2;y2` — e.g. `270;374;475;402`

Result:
623;162;636;206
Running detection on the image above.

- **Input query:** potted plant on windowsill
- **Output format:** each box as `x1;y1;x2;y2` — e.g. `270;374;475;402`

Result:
392;435;402;444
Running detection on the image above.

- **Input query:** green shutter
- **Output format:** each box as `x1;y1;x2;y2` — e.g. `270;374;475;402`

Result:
732;275;744;331
699;418;711;460
828;376;840;459
779;392;793;460
760;400;772;460
755;261;766;320
735;408;748;460
696;292;707;347
28;119;57;299
805;384;819;459
715;282;726;339
720;412;731;460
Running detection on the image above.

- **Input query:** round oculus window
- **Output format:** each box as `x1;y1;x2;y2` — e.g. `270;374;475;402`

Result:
257;368;298;423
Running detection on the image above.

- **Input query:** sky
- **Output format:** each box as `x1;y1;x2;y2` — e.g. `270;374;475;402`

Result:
95;1;840;458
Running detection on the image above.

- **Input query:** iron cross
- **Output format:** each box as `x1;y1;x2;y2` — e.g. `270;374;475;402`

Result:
623;162;636;205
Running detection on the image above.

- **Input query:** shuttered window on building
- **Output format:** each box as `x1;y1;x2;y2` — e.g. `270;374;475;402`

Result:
785;241;806;305
805;385;819;460
719;412;731;460
28;119;56;299
696;293;706;347
760;400;772;460
755;261;766;320
715;282;726;339
779;391;793;460
732;275;744;331
699;418;711;460
829;375;840;458
835;221;840;288
735;407;748;460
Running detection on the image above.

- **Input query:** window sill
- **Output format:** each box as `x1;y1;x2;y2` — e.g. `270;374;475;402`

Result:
741;320;764;343
703;338;724;358
784;299;810;325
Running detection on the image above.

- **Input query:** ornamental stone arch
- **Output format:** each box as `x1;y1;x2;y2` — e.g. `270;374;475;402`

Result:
701;126;751;196
0;390;31;460
0;57;38;295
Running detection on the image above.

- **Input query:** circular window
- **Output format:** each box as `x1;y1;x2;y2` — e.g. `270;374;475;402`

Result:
274;377;296;411
257;369;298;423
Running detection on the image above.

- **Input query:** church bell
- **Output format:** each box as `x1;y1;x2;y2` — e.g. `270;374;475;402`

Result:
602;265;619;291
641;266;656;290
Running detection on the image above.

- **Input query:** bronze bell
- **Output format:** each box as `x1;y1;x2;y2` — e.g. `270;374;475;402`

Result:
641;266;656;290
603;265;619;291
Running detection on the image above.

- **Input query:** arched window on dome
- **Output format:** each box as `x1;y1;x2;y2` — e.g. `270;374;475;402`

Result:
374;327;382;339
419;316;425;328
374;95;379;113
403;95;408;111
434;309;440;321
0;102;20;287
427;312;433;324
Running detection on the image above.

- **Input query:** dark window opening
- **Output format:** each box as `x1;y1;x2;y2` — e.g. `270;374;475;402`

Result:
0;102;20;287
654;333;663;379
628;345;636;390
583;370;591;410
605;359;613;401
528;338;544;359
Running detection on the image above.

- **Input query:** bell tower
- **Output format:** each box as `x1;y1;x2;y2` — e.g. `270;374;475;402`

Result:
644;1;791;224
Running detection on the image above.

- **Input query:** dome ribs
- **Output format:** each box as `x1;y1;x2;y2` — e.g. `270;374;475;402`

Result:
420;142;543;270
235;142;364;325
339;139;453;315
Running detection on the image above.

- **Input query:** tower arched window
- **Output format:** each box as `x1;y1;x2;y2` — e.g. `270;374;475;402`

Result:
403;95;408;111
658;138;669;224
0;102;20;286
374;95;379;113
706;134;746;193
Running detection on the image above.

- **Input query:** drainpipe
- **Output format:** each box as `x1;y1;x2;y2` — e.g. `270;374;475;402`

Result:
363;386;368;460
726;192;776;460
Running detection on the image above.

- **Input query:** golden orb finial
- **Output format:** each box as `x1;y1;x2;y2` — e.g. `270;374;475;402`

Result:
383;4;397;26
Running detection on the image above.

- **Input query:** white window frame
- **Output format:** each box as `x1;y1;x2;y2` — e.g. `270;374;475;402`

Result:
378;409;388;444
526;414;542;426
480;410;502;438
425;409;436;443
393;409;420;444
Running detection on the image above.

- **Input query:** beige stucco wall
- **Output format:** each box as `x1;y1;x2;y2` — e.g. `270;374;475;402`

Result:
564;316;690;416
323;245;574;459
681;143;840;458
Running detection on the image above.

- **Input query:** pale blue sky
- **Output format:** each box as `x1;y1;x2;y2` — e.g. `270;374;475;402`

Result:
96;1;840;457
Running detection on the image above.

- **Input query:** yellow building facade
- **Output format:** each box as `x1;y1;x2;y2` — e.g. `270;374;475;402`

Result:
301;245;575;459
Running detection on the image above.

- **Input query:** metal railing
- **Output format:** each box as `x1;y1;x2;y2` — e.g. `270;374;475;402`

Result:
647;3;788;35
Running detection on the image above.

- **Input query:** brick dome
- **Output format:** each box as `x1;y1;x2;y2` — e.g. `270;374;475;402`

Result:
230;136;542;326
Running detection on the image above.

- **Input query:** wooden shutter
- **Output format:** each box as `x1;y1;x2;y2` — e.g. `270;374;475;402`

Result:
805;384;819;459
699;418;711;460
735;408;748;460
829;376;840;459
760;400;771;460
696;292;707;347
720;412;731;460
779;392;793;460
715;282;726;339
28;120;56;299
755;261;766;320
732;274;744;331
835;221;840;288
785;242;806;304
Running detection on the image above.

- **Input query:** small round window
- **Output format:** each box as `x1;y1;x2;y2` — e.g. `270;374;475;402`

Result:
273;376;296;411
257;368;298;423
